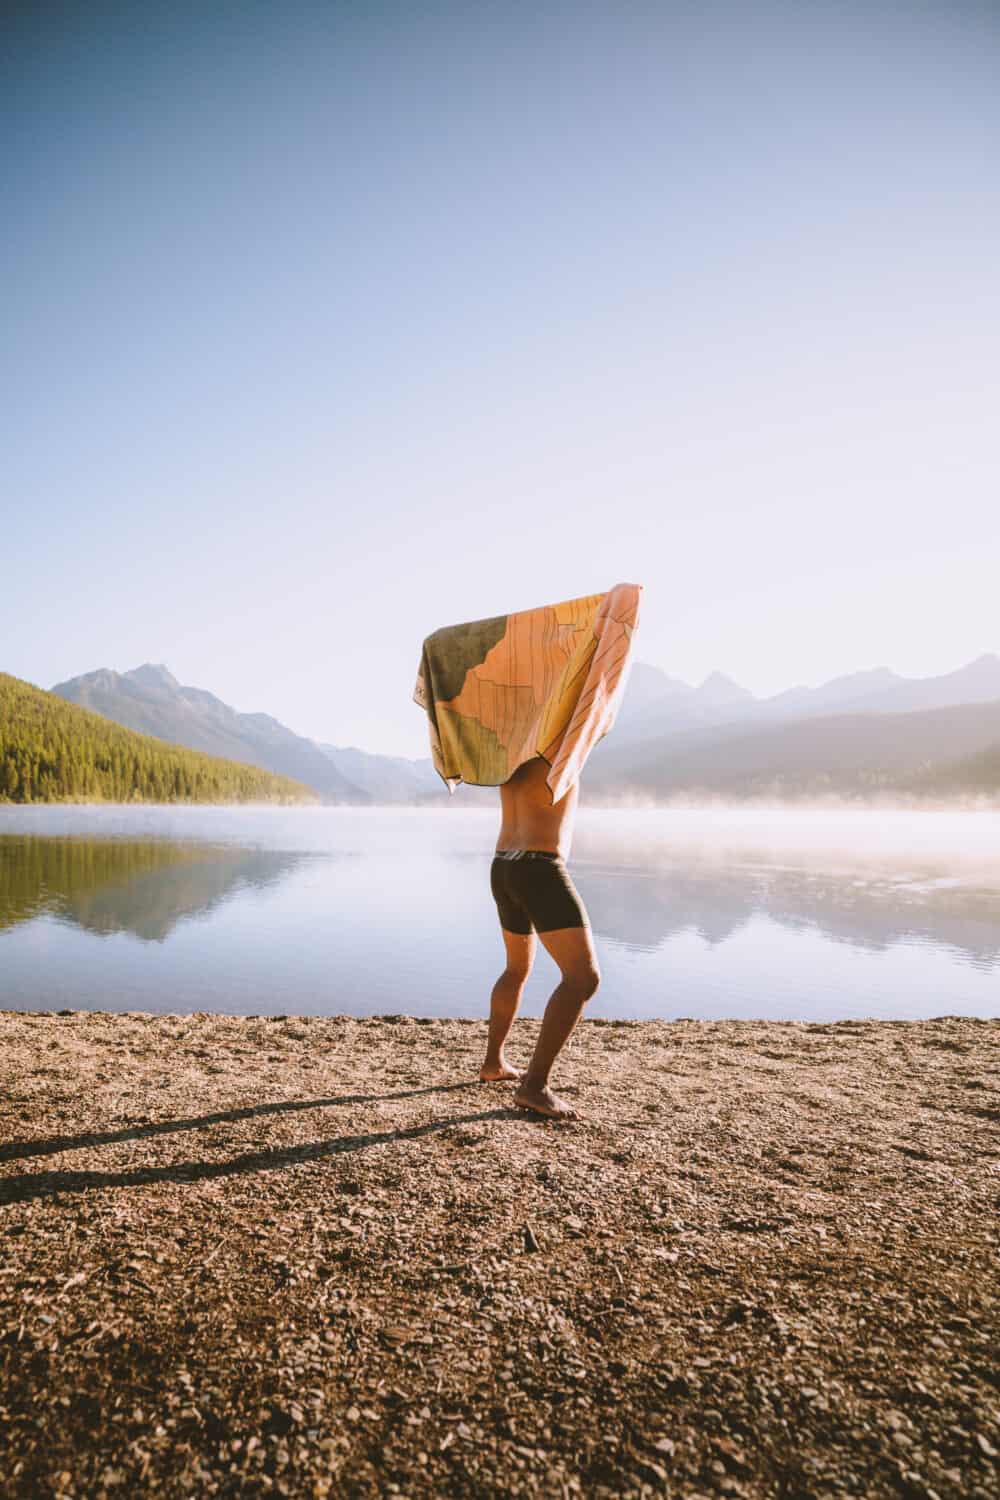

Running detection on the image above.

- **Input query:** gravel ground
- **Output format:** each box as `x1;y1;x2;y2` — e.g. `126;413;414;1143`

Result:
1;1010;998;1500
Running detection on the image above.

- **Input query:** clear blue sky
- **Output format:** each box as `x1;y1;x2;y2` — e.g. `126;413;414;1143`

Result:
5;0;998;756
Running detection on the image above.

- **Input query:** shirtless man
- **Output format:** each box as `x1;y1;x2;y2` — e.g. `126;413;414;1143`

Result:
479;756;600;1119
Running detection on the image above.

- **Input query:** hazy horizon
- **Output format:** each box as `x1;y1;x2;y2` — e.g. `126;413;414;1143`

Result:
6;0;998;756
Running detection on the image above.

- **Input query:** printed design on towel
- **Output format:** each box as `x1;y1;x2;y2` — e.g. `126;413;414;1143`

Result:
413;582;642;801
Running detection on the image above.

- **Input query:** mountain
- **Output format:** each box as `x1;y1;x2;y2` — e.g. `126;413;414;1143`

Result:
831;652;1000;715
316;744;444;803
603;667;761;748
695;670;756;708
765;666;904;716
44;650;1000;808
617;661;693;712
52;664;367;804
0;673;315;805
600;654;1000;758
587;696;1000;804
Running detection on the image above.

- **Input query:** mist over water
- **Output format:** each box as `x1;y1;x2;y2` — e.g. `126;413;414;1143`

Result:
0;804;997;1021
573;803;1000;880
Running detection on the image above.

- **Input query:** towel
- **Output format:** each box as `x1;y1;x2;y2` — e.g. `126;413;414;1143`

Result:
413;582;643;800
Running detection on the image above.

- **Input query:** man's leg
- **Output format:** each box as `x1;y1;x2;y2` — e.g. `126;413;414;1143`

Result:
480;928;536;1082
514;926;600;1119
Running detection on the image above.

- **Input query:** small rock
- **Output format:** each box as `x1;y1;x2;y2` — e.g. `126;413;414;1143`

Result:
380;1326;410;1347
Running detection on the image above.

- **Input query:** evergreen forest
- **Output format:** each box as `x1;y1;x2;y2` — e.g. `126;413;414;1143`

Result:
0;673;316;804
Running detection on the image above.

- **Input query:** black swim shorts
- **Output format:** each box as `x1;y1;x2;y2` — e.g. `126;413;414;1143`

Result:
489;850;589;935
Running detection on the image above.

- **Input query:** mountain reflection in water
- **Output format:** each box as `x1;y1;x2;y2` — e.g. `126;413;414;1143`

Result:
0;807;997;1018
0;837;313;943
581;862;1000;967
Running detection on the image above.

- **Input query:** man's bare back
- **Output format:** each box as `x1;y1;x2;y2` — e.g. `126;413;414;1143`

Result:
496;757;578;857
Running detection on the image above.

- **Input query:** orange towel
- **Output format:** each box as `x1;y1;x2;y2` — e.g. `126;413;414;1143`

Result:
414;582;643;800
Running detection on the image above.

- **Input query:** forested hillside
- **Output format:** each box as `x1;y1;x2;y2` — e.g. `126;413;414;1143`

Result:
902;741;1000;797
53;663;366;803
0;674;315;804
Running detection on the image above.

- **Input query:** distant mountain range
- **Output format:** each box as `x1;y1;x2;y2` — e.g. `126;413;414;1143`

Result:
0;673;313;806
48;652;1000;806
588;653;1000;802
53;664;367;803
607;653;1000;744
313;743;443;803
52;663;440;805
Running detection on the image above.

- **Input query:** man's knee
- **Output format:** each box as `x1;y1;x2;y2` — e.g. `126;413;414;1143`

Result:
502;961;533;986
565;962;600;1001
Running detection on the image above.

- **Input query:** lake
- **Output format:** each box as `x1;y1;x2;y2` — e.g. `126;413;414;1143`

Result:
1;804;997;1021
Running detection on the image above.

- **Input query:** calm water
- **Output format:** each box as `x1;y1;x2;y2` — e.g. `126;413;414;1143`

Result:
1;805;998;1021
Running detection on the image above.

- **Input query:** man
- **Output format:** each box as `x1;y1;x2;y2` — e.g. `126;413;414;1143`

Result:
413;582;642;1115
479;755;600;1120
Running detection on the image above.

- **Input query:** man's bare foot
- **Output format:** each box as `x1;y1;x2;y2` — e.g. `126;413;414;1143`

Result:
479;1061;522;1083
513;1081;578;1120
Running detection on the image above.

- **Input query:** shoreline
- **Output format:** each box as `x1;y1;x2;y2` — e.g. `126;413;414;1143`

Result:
2;796;1000;812
2;1011;998;1498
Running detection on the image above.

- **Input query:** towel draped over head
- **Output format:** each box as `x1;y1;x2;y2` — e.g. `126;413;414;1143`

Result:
413;582;643;801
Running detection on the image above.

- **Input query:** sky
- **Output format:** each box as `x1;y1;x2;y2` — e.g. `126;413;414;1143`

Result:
4;0;998;757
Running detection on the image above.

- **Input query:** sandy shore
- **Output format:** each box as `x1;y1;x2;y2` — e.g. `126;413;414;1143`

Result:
1;1011;997;1500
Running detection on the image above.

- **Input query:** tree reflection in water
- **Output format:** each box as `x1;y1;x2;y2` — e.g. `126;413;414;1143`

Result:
0;837;312;943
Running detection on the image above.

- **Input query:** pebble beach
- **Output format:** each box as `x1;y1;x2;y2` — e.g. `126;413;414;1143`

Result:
1;1010;998;1499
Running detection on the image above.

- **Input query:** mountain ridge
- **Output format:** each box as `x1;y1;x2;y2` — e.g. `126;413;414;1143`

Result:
1;673;315;805
47;651;1000;806
587;695;1000;803
53;665;368;804
604;652;1000;750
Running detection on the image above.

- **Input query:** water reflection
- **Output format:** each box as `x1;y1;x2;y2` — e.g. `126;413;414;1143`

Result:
581;861;1000;967
0;837;312;943
0;808;997;1018
1;832;998;966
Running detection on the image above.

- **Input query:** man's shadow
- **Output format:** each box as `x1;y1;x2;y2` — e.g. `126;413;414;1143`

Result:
0;1082;485;1164
0;1085;539;1207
